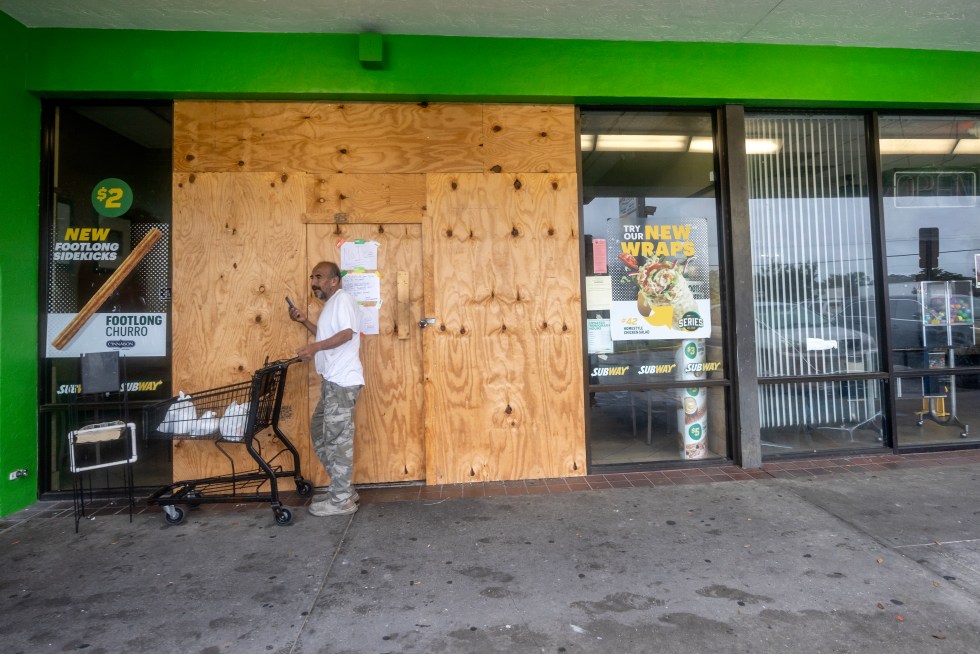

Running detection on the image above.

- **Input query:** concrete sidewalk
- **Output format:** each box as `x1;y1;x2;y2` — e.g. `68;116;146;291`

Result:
2;460;979;653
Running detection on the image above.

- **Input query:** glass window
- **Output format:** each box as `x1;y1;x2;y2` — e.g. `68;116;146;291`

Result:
880;114;980;446
41;102;174;494
894;373;978;444
759;379;884;453
746;113;884;453
880;115;980;370
589;387;728;464
580;110;727;465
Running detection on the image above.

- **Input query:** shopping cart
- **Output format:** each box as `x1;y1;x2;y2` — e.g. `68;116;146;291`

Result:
145;357;313;526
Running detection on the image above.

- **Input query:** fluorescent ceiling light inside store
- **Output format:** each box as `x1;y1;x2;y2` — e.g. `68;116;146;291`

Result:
953;139;980;154
595;134;690;151
879;138;957;155
689;136;782;154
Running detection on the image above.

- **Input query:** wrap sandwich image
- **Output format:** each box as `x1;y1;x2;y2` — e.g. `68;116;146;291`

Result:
628;256;697;330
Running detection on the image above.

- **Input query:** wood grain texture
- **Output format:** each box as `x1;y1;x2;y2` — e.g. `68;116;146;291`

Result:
171;100;587;487
303;174;426;223
171;172;320;484
307;223;425;484
482;105;578;174
175;102;485;174
423;173;586;484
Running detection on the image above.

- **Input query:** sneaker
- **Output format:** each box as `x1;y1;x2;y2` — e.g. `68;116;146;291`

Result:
308;499;358;517
313;490;359;504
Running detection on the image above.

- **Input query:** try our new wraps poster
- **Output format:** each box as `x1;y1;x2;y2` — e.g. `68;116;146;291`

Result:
608;218;711;341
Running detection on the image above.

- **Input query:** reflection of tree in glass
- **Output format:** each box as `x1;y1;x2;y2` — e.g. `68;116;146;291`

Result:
888;270;971;283
753;262;819;304
825;271;872;298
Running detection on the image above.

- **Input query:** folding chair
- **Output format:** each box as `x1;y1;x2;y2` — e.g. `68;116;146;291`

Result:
68;352;138;532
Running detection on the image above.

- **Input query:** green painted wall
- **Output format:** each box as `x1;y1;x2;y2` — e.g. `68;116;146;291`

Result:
0;12;40;517
23;30;980;108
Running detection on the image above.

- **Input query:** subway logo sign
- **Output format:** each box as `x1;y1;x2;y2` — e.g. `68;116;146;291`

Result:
591;366;629;377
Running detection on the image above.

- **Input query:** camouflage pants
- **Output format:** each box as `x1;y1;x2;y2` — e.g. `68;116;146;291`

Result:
310;380;361;504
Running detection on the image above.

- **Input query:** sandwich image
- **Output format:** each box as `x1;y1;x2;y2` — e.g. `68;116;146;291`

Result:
629;256;697;330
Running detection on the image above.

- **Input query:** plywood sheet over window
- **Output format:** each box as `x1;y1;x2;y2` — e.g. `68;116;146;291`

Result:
303;174;426;223
172;101;584;486
171;171;318;483
175;102;485;174
423;173;585;483
482;105;578;174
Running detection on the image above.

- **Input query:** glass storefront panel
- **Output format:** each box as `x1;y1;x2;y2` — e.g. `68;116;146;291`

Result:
746;113;885;453
759;379;885;454
894;373;979;445
589;387;728;465
878;115;980;446
580;109;727;465
41;103;174;493
880;116;980;448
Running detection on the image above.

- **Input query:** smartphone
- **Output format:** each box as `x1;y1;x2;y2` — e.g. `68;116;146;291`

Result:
285;296;297;311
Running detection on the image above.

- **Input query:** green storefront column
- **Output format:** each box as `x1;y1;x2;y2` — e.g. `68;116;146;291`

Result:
0;11;41;517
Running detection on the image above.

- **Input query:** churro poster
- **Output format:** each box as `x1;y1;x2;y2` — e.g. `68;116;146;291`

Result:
608;218;711;340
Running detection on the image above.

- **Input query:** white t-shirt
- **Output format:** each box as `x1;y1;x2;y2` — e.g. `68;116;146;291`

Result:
314;288;364;387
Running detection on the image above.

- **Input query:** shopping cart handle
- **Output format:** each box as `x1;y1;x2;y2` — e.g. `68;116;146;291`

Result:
262;356;303;368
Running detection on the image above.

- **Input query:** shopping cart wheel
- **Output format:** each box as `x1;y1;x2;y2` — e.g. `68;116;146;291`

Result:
295;481;313;497
163;506;185;526
186;490;204;509
275;507;293;526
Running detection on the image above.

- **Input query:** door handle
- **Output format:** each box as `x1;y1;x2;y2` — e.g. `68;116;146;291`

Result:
419;318;436;329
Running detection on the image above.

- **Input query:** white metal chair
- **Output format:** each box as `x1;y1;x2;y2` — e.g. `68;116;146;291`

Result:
68;352;138;532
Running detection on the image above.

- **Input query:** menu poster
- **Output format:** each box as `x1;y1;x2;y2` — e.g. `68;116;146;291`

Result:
608;218;711;341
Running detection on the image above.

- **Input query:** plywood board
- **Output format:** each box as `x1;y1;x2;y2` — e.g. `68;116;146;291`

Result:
171;171;321;484
423;173;586;484
307;223;425;484
175;101;485;174
303;173;426;223
482;105;578;174
171;101;587;488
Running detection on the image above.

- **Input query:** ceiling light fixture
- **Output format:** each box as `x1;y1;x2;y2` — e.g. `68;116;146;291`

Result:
879;138;957;155
595;134;689;152
689;137;782;154
952;139;980;155
688;136;714;153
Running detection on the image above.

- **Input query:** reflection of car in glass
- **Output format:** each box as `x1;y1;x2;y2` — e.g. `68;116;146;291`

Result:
834;298;920;351
836;296;976;353
755;302;877;377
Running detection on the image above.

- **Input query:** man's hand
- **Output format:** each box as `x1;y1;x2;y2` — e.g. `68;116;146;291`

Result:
295;329;353;361
296;342;320;361
288;305;307;322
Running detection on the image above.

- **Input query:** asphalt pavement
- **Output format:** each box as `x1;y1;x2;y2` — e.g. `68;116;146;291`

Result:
1;460;979;654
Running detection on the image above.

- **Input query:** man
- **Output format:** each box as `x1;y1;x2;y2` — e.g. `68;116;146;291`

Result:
289;261;364;516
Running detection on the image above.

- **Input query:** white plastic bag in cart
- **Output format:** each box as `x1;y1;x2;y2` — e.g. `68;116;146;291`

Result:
189;411;219;437
157;391;196;435
219;401;250;441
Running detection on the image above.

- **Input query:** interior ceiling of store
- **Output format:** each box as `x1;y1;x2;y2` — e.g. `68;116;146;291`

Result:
1;0;978;52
